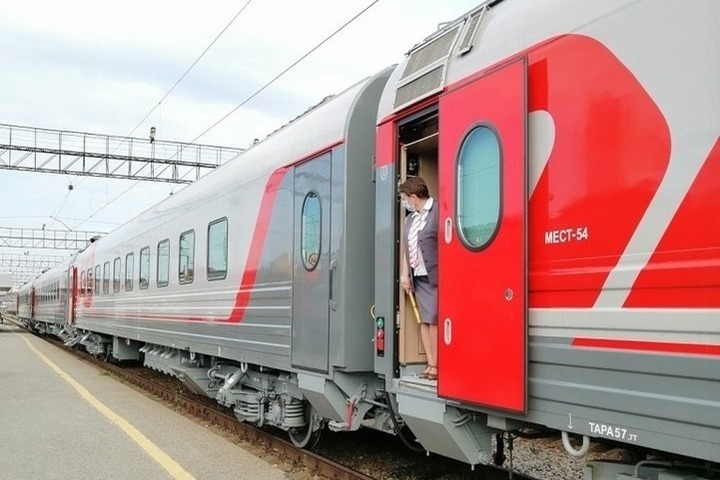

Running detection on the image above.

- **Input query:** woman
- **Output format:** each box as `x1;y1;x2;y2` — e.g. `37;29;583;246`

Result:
399;176;438;381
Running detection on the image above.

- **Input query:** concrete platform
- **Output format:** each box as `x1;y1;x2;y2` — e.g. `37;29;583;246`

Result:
0;324;290;480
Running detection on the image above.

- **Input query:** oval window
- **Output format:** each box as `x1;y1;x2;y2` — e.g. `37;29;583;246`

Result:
301;191;321;271
456;125;501;249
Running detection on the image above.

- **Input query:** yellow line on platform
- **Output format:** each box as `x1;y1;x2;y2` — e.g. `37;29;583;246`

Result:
20;335;196;480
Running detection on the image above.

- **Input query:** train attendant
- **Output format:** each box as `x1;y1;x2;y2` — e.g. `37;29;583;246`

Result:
399;176;439;381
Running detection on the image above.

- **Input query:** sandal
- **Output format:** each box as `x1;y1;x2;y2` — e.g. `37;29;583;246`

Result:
427;366;438;381
418;366;431;379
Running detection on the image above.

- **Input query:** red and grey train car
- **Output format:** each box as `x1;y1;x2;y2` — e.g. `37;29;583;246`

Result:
17;0;719;478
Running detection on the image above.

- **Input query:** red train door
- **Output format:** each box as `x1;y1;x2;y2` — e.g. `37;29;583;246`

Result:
437;59;527;412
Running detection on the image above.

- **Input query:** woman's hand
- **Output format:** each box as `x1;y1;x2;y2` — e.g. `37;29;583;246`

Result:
400;274;412;293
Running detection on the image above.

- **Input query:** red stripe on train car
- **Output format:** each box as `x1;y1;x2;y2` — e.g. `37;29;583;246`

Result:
571;337;720;357
527;35;671;308
625;138;720;307
227;167;289;323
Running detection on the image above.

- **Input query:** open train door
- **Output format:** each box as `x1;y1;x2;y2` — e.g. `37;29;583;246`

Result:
437;59;527;412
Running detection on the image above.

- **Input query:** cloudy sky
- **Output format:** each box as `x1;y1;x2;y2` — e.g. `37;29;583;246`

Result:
0;0;480;280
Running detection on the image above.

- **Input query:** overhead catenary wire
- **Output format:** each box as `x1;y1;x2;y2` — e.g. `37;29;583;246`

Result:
74;0;382;230
190;0;382;145
62;1;254;230
124;0;254;143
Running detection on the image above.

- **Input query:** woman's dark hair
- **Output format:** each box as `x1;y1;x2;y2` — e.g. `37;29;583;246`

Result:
398;176;429;199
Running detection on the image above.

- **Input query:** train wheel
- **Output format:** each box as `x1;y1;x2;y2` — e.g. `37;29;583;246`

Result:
288;406;322;449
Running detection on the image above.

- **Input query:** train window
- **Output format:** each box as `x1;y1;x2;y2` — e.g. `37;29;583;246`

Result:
139;247;150;290
301;191;321;271
179;230;195;284
87;268;93;296
80;271;86;297
125;253;134;291
157;239;170;287
103;261;110;294
113;257;121;293
207;218;228;281
95;265;101;295
456;125;501;250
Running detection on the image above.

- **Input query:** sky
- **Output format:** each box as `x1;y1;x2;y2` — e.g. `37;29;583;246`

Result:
0;0;482;283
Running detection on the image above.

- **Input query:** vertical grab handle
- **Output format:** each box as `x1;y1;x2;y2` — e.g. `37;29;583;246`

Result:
329;259;338;311
444;217;453;244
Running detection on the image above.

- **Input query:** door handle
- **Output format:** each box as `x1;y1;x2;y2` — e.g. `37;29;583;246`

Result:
329;259;338;311
443;318;452;345
444;217;453;244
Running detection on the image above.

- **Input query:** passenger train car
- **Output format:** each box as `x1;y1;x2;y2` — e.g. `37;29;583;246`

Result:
16;1;719;478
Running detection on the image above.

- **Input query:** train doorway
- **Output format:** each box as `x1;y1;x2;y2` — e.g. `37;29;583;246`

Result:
397;111;439;368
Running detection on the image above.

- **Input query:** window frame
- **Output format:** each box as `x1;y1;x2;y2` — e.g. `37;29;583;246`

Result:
113;257;121;293
207;217;228;281
455;123;503;251
178;229;195;285
103;261;110;294
125;252;134;291
139;246;150;290
300;190;322;272
95;265;101;295
157;239;170;288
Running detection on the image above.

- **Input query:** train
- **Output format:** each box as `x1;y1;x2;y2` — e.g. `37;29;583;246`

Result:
15;1;720;478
